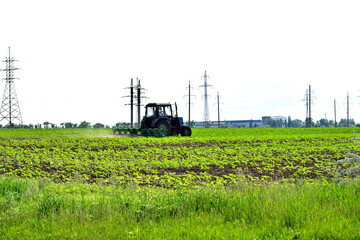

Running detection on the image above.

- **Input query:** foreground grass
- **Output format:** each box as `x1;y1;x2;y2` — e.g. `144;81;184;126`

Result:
1;177;360;239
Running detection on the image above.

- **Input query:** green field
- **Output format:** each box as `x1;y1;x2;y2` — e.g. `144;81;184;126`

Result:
1;128;360;186
1;128;360;239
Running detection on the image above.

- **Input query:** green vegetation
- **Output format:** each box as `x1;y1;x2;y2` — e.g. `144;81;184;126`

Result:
1;128;360;186
1;128;360;238
1;177;360;239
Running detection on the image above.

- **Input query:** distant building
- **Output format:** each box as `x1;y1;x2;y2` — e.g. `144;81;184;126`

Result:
195;120;262;128
194;116;287;128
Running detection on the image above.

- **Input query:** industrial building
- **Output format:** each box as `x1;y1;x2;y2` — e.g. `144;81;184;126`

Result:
194;119;262;128
194;116;286;128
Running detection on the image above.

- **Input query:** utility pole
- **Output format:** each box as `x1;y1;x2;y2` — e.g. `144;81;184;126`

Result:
0;47;23;127
302;88;309;126
334;98;337;126
136;78;147;128
217;92;220;128
137;79;141;128
306;89;309;121
213;92;223;128
130;79;134;128
184;80;195;127
302;85;315;128
189;81;191;125
309;85;311;128
123;78;135;128
347;92;350;127
123;78;146;128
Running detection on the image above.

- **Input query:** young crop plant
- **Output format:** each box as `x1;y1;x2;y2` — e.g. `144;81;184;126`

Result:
1;127;360;186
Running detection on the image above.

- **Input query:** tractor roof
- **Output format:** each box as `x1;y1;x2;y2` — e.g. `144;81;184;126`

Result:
145;103;171;107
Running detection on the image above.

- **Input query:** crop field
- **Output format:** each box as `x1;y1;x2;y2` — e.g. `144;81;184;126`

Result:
1;128;360;239
0;127;360;186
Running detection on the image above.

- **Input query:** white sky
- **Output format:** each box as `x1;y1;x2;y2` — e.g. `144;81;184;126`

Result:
1;0;360;126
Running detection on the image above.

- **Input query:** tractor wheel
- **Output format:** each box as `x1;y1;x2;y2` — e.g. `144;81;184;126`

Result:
156;121;171;136
180;126;192;137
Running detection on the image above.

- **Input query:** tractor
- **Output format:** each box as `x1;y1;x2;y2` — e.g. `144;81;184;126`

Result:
113;102;192;137
140;102;191;136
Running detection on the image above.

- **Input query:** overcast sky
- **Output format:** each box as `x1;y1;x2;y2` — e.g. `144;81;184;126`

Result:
1;0;360;126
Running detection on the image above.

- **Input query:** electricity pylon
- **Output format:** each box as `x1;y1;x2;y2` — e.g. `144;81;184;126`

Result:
0;47;23;127
199;71;212;128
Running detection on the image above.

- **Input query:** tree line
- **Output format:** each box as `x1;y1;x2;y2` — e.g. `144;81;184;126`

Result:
265;117;357;128
0;121;135;129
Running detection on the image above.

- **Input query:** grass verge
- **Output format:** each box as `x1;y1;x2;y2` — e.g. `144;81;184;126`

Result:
0;177;360;239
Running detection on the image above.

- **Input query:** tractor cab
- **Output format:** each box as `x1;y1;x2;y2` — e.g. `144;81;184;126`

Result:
141;103;191;136
145;103;173;118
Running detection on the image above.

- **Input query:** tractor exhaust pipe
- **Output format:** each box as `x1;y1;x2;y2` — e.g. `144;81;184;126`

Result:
175;102;178;117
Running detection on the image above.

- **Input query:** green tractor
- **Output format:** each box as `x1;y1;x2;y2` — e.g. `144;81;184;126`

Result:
114;103;192;137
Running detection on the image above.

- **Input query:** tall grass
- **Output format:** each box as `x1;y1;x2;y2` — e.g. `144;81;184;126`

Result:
1;177;360;239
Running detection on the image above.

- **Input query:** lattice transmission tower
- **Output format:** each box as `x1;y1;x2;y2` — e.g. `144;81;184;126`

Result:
0;47;23;127
199;70;212;128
